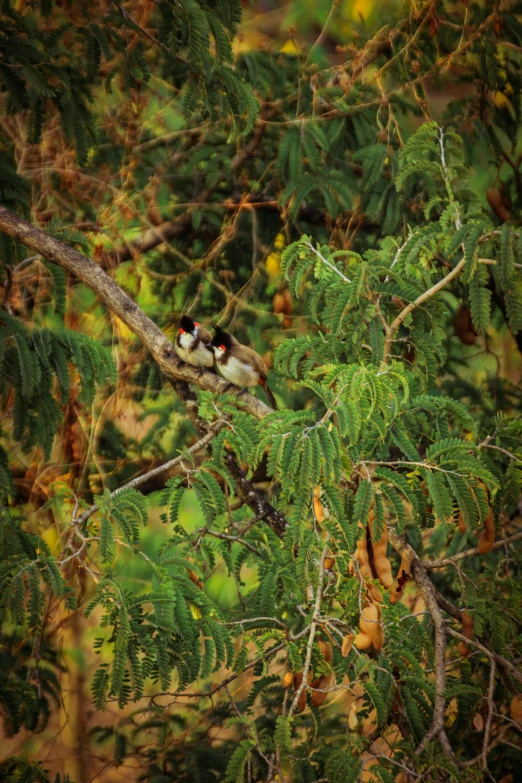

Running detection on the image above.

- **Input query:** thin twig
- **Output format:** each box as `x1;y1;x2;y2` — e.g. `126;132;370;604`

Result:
423;531;522;569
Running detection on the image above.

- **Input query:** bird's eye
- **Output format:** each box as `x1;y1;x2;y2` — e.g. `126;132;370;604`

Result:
219;344;226;351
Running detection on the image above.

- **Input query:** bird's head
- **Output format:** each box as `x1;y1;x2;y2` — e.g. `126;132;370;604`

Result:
178;314;198;336
211;326;232;357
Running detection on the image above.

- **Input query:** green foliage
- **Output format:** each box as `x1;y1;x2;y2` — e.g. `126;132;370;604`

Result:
0;0;254;162
1;1;522;780
0;310;114;472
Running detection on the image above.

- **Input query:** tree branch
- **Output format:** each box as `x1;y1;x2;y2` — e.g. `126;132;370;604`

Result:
388;529;454;758
423;530;522;569
72;422;225;528
383;254;468;363
0;206;273;423
447;628;522;685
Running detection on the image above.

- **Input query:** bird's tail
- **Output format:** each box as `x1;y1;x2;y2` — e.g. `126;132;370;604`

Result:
261;381;278;410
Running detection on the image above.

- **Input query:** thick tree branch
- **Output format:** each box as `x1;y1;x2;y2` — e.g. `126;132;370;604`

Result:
0;206;272;423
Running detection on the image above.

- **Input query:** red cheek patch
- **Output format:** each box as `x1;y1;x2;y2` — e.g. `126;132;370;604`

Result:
219;345;226;351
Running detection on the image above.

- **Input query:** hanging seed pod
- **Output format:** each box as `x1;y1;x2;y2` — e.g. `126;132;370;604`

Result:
478;505;495;554
354;524;373;579
457;641;471;657
348;702;359;730
390;551;413;604
510;695;522;723
354;632;372;650
311;673;332;707
341;633;355;657
317;640;333;663
368;510;393;589
282;671;294;689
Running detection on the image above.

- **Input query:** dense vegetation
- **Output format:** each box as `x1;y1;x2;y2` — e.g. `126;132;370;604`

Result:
1;1;522;781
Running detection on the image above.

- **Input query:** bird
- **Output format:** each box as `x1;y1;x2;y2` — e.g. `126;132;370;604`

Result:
211;326;278;409
174;315;215;371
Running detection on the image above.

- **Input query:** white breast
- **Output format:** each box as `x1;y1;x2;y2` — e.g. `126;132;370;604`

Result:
220;355;258;387
175;331;194;363
187;342;214;368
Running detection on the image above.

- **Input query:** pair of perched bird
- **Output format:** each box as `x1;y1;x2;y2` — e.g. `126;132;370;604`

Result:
175;314;278;409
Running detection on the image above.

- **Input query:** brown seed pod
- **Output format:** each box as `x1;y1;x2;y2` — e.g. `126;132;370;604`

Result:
457;511;466;534
282;671;294;689
478;505;495;554
318;640;333;664
324;557;335;571
453;305;477;345
354;524;373;579
188;569;199;585
457;641;471;657
281;287;294;315
510;695;522;723
486;188;512;222
368;510;394;589
461;610;474;640
368;582;383;603
473;713;484;731
273;291;285;314
341;633;355;658
311;673;332;707
348;702;359;730
354;632;372;650
297;689;307;712
390;550;414;604
360;601;383;650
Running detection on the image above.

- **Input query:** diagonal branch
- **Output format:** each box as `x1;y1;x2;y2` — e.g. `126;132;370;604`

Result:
382;254;468;363
172;378;287;537
72;422;225;529
0;206;273;422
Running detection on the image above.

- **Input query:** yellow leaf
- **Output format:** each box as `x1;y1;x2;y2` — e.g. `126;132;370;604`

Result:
266;252;281;281
274;232;286;251
280;39;299;55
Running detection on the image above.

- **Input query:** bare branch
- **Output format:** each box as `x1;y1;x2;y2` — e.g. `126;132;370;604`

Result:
423;531;522;569
383;254;468;363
